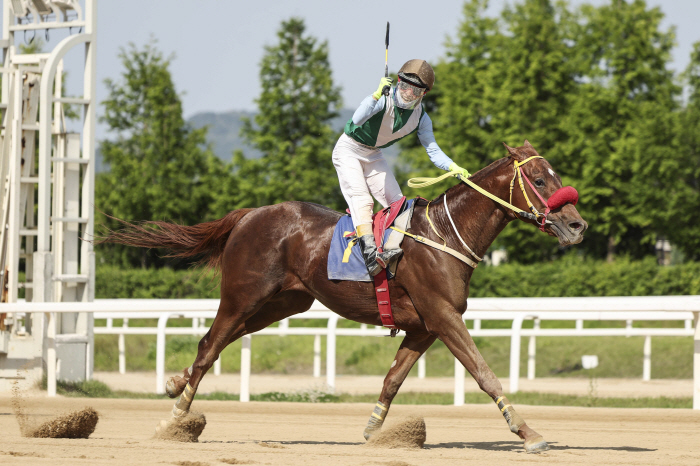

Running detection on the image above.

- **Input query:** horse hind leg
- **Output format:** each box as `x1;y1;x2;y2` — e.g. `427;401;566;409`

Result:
363;331;436;440
159;291;315;431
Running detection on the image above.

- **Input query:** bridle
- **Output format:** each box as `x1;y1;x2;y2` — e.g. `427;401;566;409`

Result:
508;156;580;232
510;156;549;231
405;155;579;266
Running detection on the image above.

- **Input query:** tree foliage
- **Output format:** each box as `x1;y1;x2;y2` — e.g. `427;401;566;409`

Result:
95;41;226;268
399;0;685;263
216;18;344;213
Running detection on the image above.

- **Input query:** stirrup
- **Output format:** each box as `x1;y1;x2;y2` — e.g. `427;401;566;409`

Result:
376;248;403;269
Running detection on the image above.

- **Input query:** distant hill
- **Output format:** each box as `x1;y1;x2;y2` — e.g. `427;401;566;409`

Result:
96;108;400;173
187;108;399;166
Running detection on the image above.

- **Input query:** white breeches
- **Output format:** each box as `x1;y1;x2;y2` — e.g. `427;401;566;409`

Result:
332;134;403;228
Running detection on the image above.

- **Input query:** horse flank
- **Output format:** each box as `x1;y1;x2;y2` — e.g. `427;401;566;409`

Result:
95;209;254;270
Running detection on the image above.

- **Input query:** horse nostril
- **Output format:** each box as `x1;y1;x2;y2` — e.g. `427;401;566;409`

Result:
569;222;583;232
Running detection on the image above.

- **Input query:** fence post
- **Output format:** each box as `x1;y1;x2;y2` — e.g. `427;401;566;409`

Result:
47;312;57;397
279;318;289;336
643;335;651;381
418;353;426;379
527;318;539;380
454;357;465;406
509;314;526;394
313;334;321;378
693;312;700;410
118;318;127;374
214;356;221;376
326;315;338;393
156;313;173;394
240;335;251;402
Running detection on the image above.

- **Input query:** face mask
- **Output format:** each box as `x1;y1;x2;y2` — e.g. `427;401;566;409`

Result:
393;80;425;109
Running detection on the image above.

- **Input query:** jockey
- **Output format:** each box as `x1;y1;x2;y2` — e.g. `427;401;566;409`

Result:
332;59;469;276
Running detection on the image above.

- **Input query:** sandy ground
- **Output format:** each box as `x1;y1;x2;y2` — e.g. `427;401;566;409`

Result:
94;371;694;398
0;395;699;465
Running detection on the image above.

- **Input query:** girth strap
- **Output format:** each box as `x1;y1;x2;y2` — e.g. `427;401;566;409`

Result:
389;226;479;269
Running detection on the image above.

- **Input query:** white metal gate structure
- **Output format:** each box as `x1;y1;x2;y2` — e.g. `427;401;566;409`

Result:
0;0;96;393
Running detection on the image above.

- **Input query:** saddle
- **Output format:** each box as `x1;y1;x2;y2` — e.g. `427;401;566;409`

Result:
329;198;419;334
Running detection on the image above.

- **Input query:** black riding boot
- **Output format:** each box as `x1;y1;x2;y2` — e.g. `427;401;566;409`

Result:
358;235;404;276
358;234;382;277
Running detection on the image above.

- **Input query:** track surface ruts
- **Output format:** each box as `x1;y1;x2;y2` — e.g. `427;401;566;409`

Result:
0;397;699;465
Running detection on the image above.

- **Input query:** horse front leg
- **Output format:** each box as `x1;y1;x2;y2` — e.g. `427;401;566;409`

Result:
363;331;436;440
432;308;549;453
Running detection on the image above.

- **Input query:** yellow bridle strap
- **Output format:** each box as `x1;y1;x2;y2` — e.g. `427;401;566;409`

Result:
509;156;544;216
513;155;544;168
425;201;447;248
408;156;545;219
408;171;523;213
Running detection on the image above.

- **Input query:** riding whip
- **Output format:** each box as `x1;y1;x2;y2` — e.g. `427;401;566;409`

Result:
383;22;390;96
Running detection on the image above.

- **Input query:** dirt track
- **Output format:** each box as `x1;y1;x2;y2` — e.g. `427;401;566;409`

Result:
1;396;699;465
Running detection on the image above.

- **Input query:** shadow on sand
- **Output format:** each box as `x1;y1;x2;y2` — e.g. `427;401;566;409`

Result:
426;441;655;453
202;439;364;446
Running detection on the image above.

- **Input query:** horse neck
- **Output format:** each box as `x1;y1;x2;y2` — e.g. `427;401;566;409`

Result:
417;158;515;260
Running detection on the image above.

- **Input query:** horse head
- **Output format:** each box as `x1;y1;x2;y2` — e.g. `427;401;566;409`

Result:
502;140;587;246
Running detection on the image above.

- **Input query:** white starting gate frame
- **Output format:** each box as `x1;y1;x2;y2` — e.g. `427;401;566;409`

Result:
0;0;96;392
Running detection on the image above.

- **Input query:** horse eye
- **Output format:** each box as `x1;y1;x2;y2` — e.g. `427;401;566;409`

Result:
535;179;545;188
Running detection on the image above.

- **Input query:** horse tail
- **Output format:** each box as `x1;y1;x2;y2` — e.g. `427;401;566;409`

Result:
96;209;254;269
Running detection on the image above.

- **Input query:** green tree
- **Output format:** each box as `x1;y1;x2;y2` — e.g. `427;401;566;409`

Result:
399;0;679;263
400;0;583;261
667;42;700;259
559;0;678;261
96;41;227;268
216;18;344;213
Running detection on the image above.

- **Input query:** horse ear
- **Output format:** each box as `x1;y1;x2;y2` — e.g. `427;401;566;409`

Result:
523;140;533;149
503;142;521;159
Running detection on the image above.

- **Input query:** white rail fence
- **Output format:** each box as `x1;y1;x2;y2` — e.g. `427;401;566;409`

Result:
2;297;699;408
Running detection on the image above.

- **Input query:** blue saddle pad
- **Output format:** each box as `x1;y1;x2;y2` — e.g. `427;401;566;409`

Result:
327;199;414;282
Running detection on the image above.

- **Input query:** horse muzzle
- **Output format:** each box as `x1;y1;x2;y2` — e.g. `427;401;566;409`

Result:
546;204;588;245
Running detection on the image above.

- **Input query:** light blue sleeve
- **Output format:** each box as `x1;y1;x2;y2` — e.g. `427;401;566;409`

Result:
352;94;387;126
417;113;454;171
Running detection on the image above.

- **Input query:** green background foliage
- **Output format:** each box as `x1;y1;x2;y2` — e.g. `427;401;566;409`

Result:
95;2;700;266
89;3;700;382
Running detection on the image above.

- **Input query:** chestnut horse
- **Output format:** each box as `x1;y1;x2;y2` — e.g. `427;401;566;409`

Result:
98;141;586;452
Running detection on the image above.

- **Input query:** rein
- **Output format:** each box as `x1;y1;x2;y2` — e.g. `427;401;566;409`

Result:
406;156;579;266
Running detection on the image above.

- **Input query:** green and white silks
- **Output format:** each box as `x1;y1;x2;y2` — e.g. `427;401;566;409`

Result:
344;94;426;149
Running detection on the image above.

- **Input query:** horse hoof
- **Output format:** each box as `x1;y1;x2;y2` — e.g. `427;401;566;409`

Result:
165;377;185;398
524;435;550;453
363;427;380;441
155;419;169;435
